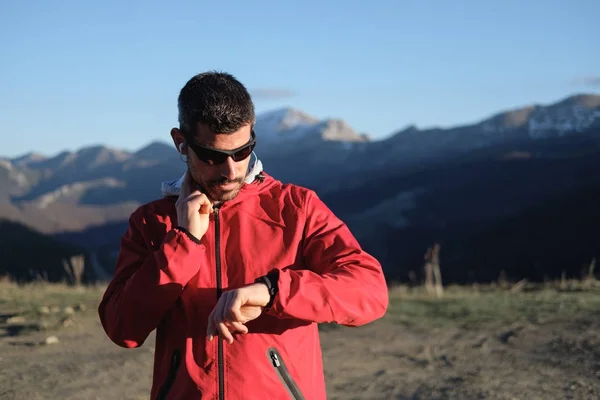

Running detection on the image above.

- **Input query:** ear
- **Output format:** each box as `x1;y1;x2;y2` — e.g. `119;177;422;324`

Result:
171;128;186;154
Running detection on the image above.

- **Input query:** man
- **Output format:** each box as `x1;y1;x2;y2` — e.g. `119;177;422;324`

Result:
98;71;389;400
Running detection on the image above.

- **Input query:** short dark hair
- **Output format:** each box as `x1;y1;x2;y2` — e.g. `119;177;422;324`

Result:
177;71;255;134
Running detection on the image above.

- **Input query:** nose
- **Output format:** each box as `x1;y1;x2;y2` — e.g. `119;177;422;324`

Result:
220;156;237;181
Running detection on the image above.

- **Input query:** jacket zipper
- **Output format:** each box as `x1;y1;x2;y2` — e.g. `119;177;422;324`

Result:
215;206;225;400
156;349;181;400
268;348;305;400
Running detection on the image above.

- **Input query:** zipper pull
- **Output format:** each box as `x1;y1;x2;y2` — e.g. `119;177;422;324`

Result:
270;352;281;367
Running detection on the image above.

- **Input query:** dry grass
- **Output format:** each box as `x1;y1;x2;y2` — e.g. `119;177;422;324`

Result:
385;280;600;330
2;278;599;327
0;280;105;316
3;278;598;336
0;280;106;337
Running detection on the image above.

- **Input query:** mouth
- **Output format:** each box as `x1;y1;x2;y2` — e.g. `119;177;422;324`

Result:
214;181;241;191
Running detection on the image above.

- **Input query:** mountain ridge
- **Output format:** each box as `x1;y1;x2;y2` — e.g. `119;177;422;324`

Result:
4;92;598;160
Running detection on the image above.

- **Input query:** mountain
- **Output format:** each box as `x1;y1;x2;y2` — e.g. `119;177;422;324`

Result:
254;107;369;146
0;159;38;201
9;152;48;168
1;93;599;283
133;141;176;163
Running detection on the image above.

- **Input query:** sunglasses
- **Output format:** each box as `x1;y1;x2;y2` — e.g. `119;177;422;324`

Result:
185;130;256;165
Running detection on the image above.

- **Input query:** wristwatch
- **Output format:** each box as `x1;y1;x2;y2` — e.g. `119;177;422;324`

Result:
255;270;279;309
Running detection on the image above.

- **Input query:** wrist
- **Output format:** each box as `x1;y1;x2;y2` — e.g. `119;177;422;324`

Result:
253;283;271;308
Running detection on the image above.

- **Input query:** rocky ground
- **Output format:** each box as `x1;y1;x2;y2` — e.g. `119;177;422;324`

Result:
1;282;599;399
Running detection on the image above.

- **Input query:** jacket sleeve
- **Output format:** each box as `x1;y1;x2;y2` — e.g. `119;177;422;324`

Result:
266;190;389;326
98;206;205;348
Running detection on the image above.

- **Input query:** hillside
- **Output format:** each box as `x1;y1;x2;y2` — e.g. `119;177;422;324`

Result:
441;181;600;283
321;126;600;281
0;219;96;284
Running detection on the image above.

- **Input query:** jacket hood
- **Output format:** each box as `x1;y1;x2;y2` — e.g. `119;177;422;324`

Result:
160;152;264;197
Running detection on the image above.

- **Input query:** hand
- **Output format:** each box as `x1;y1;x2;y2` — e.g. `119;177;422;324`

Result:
207;283;271;343
175;170;213;240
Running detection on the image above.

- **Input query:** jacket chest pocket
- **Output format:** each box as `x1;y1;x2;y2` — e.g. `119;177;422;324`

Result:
267;348;305;400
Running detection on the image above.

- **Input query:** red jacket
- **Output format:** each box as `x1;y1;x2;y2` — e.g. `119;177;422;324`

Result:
98;172;388;400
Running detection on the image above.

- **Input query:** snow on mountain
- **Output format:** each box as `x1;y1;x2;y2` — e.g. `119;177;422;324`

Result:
317;119;370;142
478;94;600;138
254;108;319;142
528;102;600;138
255;108;319;134
254;107;368;146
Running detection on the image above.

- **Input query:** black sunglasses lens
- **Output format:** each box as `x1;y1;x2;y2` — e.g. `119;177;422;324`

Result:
210;154;230;165
231;145;254;162
186;129;256;164
194;148;227;165
193;142;254;164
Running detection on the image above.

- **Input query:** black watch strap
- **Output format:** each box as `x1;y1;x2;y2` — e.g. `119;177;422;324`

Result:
255;270;279;309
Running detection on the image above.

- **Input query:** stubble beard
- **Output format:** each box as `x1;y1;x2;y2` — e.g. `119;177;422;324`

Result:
187;163;244;203
211;181;243;202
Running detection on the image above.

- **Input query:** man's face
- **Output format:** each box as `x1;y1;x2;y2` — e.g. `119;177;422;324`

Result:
172;123;253;203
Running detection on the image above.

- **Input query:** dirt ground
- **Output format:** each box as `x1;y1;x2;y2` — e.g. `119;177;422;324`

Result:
1;284;599;400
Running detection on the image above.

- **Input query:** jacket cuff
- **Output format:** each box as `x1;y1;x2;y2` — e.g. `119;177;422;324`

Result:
174;226;202;244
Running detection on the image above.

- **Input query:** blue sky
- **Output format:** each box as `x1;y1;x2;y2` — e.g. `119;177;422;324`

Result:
1;0;598;158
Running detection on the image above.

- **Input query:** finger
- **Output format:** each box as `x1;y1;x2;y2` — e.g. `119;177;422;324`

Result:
207;293;226;340
216;293;236;344
217;320;234;344
222;292;249;336
186;193;212;217
230;321;248;335
211;293;229;340
198;195;213;214
224;320;248;335
185;191;211;211
223;291;238;322
216;292;231;324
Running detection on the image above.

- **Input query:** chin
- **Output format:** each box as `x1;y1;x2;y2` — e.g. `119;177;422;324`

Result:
212;187;241;202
